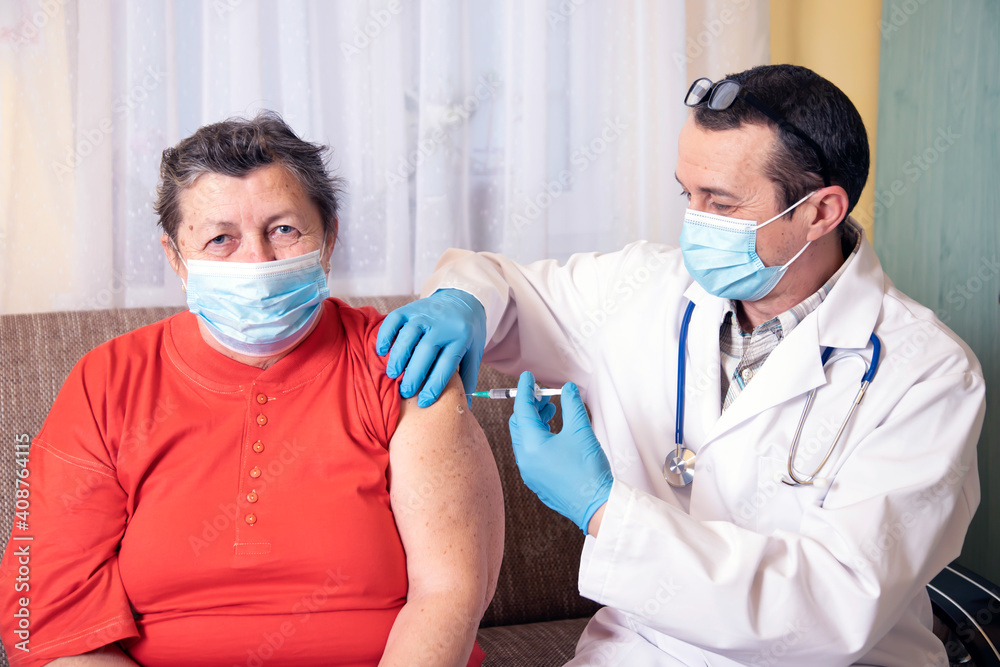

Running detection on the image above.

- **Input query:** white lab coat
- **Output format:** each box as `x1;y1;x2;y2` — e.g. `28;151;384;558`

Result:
424;228;985;667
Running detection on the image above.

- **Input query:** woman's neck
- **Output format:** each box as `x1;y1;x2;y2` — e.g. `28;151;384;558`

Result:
194;316;323;370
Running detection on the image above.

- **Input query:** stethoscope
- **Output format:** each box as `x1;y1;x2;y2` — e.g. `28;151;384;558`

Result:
663;300;882;488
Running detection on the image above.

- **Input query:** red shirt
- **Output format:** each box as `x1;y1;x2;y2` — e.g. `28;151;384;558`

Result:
0;299;485;666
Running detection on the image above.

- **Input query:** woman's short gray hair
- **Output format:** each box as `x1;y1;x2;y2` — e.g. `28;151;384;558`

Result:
154;110;343;243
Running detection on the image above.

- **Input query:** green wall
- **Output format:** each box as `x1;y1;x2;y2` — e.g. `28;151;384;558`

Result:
874;1;999;582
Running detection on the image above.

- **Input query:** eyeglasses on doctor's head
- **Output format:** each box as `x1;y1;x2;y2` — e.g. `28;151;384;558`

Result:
684;77;832;188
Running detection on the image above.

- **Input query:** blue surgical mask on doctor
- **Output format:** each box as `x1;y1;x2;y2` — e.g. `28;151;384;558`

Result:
680;190;817;301
175;241;330;357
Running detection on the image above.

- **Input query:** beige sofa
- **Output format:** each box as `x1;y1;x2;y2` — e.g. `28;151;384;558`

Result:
5;300;996;666
0;298;599;666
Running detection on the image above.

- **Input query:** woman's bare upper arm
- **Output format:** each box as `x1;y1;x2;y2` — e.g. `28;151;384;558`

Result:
387;374;504;610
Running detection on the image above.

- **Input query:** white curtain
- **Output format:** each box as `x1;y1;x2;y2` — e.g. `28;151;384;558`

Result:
0;0;769;314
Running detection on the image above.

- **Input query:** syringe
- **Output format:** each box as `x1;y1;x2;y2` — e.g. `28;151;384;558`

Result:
468;387;562;399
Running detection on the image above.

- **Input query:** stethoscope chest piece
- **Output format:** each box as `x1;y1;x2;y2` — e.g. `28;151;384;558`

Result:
663;447;696;487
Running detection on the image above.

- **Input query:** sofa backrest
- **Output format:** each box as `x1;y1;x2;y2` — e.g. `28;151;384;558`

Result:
0;298;598;660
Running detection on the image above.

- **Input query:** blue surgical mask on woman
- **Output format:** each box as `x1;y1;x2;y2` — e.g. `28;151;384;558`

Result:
176;242;331;357
680;191;816;301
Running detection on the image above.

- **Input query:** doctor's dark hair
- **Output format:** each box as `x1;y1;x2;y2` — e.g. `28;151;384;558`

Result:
154;110;343;243
692;64;870;219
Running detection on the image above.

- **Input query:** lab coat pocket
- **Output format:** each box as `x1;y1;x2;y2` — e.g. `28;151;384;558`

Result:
752;456;828;535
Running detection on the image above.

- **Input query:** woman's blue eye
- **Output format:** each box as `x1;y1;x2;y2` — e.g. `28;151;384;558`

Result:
275;225;295;235
209;235;228;245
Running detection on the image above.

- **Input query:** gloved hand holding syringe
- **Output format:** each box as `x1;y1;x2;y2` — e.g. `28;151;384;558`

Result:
468;384;561;399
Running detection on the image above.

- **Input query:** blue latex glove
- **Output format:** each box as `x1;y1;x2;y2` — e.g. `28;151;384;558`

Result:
509;371;613;533
376;288;487;408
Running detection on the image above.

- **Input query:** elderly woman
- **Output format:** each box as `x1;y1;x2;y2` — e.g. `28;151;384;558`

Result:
0;113;503;666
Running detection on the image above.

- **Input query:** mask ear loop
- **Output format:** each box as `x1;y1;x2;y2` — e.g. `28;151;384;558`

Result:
169;237;189;291
755;190;819;270
779;234;813;269
754;190;818;230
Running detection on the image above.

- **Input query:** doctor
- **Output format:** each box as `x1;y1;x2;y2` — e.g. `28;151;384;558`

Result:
376;64;985;666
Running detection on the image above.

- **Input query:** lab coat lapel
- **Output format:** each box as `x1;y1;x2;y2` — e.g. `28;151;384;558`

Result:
706;316;827;441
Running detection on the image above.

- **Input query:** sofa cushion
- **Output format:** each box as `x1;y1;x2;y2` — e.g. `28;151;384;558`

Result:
477;617;590;666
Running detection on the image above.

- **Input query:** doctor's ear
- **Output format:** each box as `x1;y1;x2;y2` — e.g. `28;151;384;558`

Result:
804;186;850;241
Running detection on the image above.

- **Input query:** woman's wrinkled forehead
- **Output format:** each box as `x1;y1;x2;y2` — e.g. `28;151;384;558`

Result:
175;166;319;236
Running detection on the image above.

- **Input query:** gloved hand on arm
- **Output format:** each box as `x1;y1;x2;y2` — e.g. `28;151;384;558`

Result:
509;371;614;534
376;288;487;408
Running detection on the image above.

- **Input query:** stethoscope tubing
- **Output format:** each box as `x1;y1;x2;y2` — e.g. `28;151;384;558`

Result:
670;300;882;487
785;333;882;485
674;301;696;455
